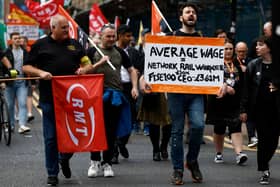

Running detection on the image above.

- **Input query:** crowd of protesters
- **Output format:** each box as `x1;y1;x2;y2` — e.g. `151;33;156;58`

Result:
0;2;279;187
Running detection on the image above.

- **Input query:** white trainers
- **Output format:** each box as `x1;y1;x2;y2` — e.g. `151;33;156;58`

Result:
236;152;248;165
88;161;102;177
214;153;224;163
103;163;114;177
18;125;31;134
248;137;258;148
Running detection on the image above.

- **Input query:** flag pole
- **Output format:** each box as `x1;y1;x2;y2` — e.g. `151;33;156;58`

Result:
87;37;116;71
152;0;173;32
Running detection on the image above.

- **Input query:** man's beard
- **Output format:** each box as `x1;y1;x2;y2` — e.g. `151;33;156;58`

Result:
182;19;196;28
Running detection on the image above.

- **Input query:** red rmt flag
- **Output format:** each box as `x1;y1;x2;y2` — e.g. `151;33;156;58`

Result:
52;75;107;153
89;3;108;34
25;0;64;28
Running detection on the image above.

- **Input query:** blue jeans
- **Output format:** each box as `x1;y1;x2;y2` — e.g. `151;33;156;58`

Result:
5;81;28;128
167;94;205;171
40;102;73;176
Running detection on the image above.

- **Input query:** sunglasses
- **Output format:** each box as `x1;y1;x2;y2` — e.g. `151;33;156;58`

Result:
100;23;115;32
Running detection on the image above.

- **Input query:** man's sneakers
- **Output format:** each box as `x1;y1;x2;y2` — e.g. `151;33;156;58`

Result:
214;153;224;163
171;170;184;185
236;152;248;165
88;161;114;177
88;161;102;177
259;170;270;185
103;163;114;177
186;160;203;183
18;125;31;134
59;159;71;178
248;136;258;148
47;176;58;186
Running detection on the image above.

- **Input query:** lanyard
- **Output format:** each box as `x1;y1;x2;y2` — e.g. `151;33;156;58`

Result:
225;61;234;74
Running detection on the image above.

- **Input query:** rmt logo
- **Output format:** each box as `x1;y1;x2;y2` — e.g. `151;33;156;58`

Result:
65;83;95;148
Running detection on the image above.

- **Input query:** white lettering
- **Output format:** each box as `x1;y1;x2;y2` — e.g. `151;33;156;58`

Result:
72;98;83;108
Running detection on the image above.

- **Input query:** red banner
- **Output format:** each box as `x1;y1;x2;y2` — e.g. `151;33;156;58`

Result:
89;3;108;34
25;0;64;28
151;0;162;35
52;75;107;153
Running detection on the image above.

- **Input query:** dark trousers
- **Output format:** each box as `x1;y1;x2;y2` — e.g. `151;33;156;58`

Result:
91;100;121;165
256;100;279;171
112;82;136;157
149;124;171;153
246;120;257;139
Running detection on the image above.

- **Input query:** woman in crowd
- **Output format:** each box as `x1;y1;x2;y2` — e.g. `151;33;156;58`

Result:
207;40;248;165
138;75;172;161
240;36;279;185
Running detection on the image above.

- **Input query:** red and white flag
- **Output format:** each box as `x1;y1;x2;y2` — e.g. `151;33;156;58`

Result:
89;3;108;34
151;0;172;35
114;16;120;29
52;75;107;153
25;0;64;28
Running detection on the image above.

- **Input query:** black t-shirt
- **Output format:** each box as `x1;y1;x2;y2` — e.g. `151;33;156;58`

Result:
24;35;86;102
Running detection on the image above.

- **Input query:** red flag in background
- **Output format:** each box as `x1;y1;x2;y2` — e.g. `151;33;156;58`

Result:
52;75;107;153
8;3;38;24
89;3;108;34
151;0;172;35
114;16;120;30
25;0;64;28
58;5;89;49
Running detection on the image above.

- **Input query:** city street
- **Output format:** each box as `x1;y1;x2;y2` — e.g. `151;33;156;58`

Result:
1;103;280;187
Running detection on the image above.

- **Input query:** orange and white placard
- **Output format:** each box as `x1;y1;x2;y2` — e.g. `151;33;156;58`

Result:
144;35;225;95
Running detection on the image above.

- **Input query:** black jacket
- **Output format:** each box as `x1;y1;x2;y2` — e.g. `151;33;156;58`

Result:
240;57;264;115
3;45;28;77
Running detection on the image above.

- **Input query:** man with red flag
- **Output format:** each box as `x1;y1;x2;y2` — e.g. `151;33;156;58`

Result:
23;14;93;186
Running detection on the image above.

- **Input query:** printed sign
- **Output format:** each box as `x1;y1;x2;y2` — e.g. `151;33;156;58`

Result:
6;23;39;42
52;74;107;153
144;35;225;94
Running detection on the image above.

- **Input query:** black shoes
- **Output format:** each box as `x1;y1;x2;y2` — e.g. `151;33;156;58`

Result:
153;152;161;161
186;160;203;183
111;155;119;164
59;159;71;178
119;145;129;158
171;170;184;185
27;115;35;123
47;176;58;186
161;149;169;160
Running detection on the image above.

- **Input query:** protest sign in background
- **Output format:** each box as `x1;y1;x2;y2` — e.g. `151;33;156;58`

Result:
144;35;225;95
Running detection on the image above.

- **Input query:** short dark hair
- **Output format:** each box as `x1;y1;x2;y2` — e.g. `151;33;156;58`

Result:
257;35;272;50
178;3;198;16
10;32;20;39
117;24;132;36
214;28;227;37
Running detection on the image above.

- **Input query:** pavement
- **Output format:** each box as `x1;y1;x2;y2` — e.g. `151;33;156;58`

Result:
1;102;280;187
